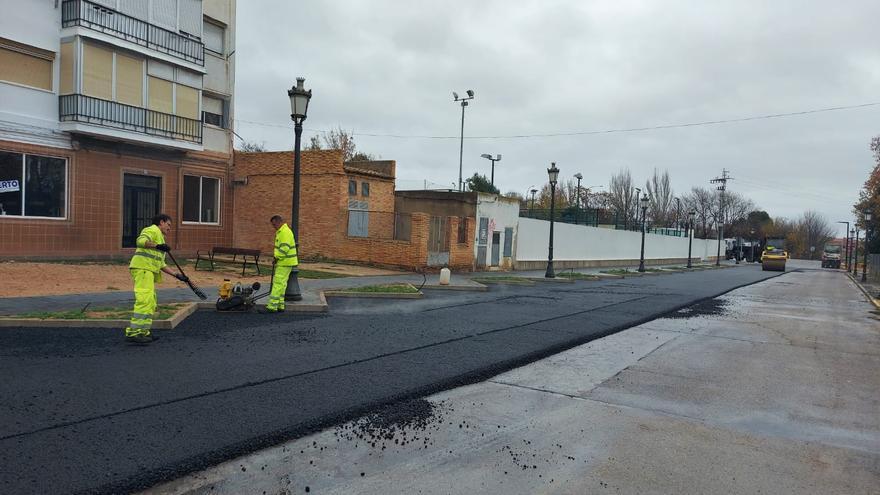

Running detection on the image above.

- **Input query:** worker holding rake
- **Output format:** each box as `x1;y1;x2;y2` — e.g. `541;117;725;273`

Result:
266;214;298;313
125;213;190;345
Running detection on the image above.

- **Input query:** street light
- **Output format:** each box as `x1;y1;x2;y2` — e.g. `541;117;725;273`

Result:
632;187;641;231
573;173;583;225
638;193;649;272
687;210;696;268
546;162;560;278
853;228;860;276
286;77;312;302
749;228;756;262
862;210;872;282
453;89;475;192
838;221;850;270
529;188;538;217
480;153;501;188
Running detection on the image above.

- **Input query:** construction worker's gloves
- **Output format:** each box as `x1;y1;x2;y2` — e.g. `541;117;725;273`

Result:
174;273;189;282
155;243;171;252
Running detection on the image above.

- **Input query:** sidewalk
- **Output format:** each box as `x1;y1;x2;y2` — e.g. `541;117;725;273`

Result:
0;260;739;317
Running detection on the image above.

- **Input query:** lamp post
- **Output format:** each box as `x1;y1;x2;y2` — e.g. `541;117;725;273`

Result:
453;90;475;192
853;228;860;276
687;210;696;268
838;221;850;270
545;162;560;278
862;210;872;282
632;187;641;231
674;197;682;233
529;188;538;217
573;173;583;225
749;228;756;262
480;153;501;188
286;77;312;302
638;193;649;272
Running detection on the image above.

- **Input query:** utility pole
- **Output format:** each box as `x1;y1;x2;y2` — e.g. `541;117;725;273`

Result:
710;169;732;266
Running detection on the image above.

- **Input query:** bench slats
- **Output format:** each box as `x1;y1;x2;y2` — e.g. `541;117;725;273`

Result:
195;246;262;276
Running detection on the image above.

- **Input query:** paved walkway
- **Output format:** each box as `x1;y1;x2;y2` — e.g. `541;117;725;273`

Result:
0;261;738;316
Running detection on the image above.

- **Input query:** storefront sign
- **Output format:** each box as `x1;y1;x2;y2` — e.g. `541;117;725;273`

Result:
0;180;20;193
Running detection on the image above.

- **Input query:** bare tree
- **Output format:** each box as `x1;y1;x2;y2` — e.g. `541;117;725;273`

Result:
608;169;639;228
682;187;715;238
237;140;266;152
504;191;527;209
796;211;835;259
645;168;673;226
306;127;376;161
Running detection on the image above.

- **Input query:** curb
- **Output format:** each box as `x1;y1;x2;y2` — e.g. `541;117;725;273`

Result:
324;290;423;299
846;273;880;310
0;302;197;330
528;277;576;284
470;278;536;286
421;284;489;292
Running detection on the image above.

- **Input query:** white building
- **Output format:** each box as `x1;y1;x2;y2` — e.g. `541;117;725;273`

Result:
0;0;236;256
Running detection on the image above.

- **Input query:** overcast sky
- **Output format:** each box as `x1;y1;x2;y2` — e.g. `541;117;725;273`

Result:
233;0;880;237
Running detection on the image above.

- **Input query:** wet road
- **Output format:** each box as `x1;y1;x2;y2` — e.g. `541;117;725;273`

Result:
0;265;780;494
150;262;879;495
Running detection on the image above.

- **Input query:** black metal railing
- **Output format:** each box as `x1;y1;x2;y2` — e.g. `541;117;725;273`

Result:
60;94;203;144
62;0;204;65
519;208;689;237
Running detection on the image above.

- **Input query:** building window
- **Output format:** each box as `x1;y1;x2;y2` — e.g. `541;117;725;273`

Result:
348;180;357;196
82;41;146;105
59;41;74;95
0;38;54;91
0;151;66;218
361;182;370;197
203;21;225;55
202;95;225;127
457;217;468;244
182;175;220;224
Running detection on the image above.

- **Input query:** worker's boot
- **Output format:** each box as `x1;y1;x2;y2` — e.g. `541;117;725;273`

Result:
126;334;159;345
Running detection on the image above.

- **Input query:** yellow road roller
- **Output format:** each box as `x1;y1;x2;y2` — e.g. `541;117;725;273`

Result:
761;238;788;271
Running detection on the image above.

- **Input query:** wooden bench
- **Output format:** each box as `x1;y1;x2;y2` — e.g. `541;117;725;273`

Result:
195;247;263;276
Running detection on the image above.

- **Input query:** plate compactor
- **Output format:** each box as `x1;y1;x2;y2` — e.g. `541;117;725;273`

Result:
215;279;266;311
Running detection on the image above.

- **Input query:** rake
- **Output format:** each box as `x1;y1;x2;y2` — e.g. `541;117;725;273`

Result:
167;251;208;300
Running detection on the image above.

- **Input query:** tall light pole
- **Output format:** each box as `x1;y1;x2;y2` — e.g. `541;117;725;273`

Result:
529;188;538;217
711;169;731;266
545;162;560;278
687;211;696;268
838;221;850;270
862;210;872;282
573;173;583;225
632;187;641;231
453;90;475;192
480;153;501;188
674;197;682;233
286;77;312;302
853;228;860;276
749;228;756;262
638;193;649;272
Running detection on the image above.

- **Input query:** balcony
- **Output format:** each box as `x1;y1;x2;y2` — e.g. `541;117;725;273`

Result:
60;94;203;145
61;0;204;66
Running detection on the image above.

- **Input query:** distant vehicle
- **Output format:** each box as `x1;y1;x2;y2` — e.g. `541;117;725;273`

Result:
821;243;842;269
761;238;787;271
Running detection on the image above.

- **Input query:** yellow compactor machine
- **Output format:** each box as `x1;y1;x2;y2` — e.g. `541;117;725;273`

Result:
761;238;788;271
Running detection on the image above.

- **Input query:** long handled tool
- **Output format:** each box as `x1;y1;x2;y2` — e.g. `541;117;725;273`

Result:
167;251;208;300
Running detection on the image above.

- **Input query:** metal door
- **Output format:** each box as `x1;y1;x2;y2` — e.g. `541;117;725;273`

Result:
427;216;449;266
476;217;489;267
122;174;161;248
491;231;501;266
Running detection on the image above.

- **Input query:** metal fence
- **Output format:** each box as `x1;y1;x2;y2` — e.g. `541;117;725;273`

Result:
519;208;688;237
870;254;880;282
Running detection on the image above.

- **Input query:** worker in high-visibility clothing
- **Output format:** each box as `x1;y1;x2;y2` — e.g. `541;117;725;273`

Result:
266;214;299;313
125;213;189;344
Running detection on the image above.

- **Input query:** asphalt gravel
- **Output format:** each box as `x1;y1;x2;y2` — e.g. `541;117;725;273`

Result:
0;265;780;494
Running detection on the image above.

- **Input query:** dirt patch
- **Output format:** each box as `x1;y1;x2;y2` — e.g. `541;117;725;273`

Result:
0;260;406;298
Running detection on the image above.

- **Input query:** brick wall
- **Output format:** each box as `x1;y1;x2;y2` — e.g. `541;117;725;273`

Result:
0;139;232;258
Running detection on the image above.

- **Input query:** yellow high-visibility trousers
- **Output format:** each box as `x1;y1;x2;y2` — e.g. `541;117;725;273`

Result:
126;269;158;338
266;264;293;311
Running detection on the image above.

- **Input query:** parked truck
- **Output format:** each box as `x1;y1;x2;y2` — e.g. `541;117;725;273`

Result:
821;243;842;269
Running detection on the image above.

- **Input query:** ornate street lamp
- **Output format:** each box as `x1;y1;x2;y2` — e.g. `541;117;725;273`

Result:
638;193;649;272
286;77;312;302
687;211;696;268
480;153;501;187
862;210;872;282
545;162;560;278
453;90;475;191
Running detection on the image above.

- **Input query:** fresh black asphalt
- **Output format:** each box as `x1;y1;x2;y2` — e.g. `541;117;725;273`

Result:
0;265;781;494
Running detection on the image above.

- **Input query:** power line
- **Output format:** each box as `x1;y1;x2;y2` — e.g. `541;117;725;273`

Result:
234;101;880;140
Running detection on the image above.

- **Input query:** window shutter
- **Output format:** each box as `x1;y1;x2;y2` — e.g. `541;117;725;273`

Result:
118;0;148;20
151;0;178;31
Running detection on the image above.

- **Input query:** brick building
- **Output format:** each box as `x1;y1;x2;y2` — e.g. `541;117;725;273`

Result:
233;150;475;271
0;0;236;258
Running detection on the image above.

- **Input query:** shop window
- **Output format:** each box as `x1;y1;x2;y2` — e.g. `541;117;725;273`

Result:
182;175;220;224
0;151;66;218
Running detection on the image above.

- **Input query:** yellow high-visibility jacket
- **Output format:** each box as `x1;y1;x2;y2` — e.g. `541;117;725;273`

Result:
274;223;298;267
130;224;167;281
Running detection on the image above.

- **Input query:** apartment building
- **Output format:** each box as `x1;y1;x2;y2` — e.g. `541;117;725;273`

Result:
0;0;236;257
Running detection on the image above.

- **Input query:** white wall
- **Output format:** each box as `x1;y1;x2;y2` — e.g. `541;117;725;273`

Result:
515;218;717;267
474;193;520;269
